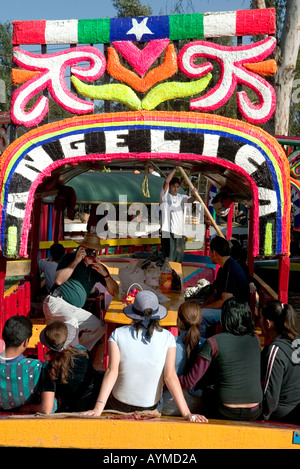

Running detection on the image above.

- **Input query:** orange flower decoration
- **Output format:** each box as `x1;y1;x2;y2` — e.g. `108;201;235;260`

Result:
11;68;40;85
107;44;178;93
243;59;277;76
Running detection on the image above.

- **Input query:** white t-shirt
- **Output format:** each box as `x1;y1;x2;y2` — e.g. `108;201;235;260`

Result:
109;325;176;407
160;188;189;236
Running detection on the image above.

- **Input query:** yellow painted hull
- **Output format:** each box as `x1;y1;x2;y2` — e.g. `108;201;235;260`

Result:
0;415;299;449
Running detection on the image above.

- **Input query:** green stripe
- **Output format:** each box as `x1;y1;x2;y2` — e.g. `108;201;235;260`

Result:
10;363;21;408
264;222;273;256
78;19;111;44
169;14;204;40
0;367;9;408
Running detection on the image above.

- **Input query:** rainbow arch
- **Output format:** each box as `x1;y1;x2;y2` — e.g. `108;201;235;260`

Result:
0;111;290;258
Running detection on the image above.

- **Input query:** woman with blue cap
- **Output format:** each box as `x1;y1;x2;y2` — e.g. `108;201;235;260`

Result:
81;290;208;423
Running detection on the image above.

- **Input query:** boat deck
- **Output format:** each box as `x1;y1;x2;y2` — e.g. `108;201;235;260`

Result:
0;412;299;449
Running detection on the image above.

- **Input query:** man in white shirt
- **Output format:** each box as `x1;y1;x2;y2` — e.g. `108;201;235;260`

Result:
160;167;197;262
148;165;161;177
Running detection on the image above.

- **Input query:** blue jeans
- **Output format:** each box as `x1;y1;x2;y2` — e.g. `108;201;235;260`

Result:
201;308;222;338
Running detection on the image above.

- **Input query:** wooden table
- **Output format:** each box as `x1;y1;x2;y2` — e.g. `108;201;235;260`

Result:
102;291;184;370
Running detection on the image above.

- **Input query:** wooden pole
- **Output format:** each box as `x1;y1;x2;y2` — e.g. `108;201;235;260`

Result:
177;166;225;239
148;160;166;178
30;198;42;300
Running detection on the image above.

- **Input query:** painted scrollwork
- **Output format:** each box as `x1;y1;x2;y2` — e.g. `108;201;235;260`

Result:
178;37;277;124
11;46;106;127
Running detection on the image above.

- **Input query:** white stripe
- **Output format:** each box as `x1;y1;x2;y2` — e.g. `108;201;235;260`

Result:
45;20;78;44
203;12;236;38
202;134;220;158
263;344;279;394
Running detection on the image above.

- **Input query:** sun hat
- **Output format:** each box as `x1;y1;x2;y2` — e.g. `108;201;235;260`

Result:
123;290;167;321
40;322;77;352
77;232;109;250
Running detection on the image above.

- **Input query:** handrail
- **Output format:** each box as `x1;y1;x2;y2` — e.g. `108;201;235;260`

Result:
3;284;19;297
39;237;161;249
253;273;278;300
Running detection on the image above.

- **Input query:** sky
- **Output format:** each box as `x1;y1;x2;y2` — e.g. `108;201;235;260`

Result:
2;0;252;23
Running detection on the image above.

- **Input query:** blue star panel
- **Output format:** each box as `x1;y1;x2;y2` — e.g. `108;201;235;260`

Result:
110;16;170;42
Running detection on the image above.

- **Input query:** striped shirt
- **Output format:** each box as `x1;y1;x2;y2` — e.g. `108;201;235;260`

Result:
0;355;42;410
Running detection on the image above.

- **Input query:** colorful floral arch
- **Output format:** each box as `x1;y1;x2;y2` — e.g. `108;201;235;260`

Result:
291;178;300;233
289;151;300;180
0;111;290;259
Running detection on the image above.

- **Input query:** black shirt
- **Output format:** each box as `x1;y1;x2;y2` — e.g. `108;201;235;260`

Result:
213;257;250;302
200;333;263;405
40;346;103;412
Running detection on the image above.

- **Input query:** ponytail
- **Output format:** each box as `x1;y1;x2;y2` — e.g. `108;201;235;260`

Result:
261;300;298;341
177;302;202;372
183;324;201;371
45;345;88;384
132;308;162;342
281;303;298;340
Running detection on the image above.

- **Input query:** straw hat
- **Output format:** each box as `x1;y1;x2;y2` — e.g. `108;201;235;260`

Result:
78;232;109;250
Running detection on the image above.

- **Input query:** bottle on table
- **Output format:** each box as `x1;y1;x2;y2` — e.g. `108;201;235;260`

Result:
160;258;172;294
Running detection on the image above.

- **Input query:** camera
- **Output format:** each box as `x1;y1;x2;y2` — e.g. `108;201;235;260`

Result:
85;248;97;258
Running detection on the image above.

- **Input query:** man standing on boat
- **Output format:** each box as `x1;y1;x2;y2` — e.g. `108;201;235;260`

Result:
42;232;118;365
160;167;197;263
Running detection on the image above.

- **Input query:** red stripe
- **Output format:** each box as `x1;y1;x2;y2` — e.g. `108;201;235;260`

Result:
236;8;276;36
12;20;46;45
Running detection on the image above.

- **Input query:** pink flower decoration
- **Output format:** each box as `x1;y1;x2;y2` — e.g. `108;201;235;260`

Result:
112;39;170;77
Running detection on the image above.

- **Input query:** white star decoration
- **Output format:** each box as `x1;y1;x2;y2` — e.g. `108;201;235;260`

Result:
126;18;153;41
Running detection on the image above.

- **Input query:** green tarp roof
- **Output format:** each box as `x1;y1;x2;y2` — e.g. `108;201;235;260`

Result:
65;171;168;204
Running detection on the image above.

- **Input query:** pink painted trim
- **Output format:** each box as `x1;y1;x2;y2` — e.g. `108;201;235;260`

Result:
19;152;261;257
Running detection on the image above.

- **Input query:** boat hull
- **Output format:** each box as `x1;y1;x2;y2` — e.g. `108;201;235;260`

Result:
0;415;299;449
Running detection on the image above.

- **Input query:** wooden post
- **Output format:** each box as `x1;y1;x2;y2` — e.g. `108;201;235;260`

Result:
177;166;225;239
40;204;49;258
278;254;290;304
30;199;42;301
41;45;49;125
226;203;234;239
247;206;257;317
247;206;254;276
54;211;61;244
